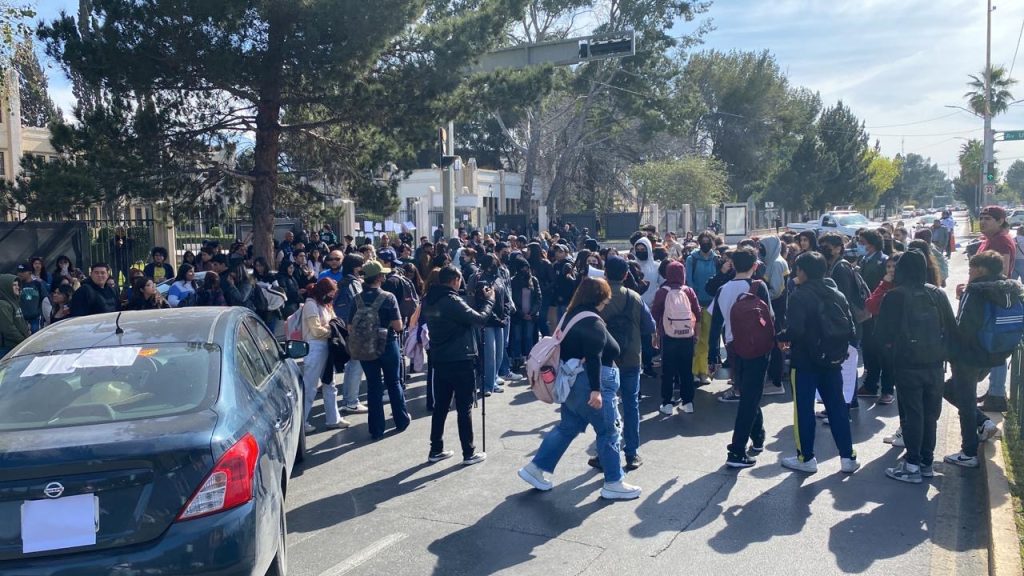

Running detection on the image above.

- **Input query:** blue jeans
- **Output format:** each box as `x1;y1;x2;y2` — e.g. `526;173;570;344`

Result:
988;360;1008;397
341;360;363;407
510;318;535;360
499;324;511;377
482;327;504;392
362;339;410;439
618;365;642;459
532;366;623;483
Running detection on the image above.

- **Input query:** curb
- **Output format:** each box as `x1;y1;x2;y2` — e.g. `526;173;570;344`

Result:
983;413;1022;576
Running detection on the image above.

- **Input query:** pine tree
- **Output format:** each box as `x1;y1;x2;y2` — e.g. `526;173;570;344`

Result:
12;35;60;127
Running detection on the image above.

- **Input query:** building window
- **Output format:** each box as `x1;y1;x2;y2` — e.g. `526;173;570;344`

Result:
0;151;6;176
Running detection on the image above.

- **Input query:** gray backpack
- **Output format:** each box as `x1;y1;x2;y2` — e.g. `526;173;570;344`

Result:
347;292;389;361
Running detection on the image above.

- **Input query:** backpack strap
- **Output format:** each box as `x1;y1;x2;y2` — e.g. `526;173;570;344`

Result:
554;311;600;341
370;291;388;311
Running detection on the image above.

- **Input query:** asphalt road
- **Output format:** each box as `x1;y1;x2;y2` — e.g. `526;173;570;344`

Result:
285;224;989;576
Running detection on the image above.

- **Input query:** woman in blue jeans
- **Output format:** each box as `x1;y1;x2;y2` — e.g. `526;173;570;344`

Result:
517;277;642;500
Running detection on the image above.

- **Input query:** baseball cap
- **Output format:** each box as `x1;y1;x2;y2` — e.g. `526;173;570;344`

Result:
16;262;31;273
361;260;391;279
981;205;1007;220
379;251;396;263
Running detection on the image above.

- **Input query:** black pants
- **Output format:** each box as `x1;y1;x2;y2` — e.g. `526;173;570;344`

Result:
861;320;894;394
895;365;944;466
661;336;695;404
767;295;788;386
945;363;991;458
728;351;769;456
430;359;477;459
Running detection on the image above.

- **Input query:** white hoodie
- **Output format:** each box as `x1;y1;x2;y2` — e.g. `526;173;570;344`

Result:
634;237;660;307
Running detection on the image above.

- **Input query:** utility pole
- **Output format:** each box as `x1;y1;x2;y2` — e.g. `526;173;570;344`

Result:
982;0;995;207
440;121;456;239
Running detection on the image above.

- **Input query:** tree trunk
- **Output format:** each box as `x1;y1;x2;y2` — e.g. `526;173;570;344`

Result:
520;107;541;220
251;100;280;265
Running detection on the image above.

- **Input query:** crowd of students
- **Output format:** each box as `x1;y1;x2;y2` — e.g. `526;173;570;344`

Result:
1;208;1019;499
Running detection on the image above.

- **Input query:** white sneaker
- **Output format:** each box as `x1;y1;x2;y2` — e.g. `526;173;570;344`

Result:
518;463;553;491
978;420;999;442
699;375;712;385
600;480;642;500
303;423;316;434
762;383;785;396
325;418;352;429
943;452;979;468
341;403;369;414
884;428;905;448
781;456;818;473
841;458;860;474
659;403;674;415
463;452;487;466
679;402;694;414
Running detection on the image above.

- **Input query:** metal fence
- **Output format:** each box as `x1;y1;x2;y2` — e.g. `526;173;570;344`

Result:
1010;345;1024;440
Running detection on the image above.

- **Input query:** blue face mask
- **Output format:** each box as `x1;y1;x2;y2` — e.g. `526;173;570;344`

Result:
855;244;867;256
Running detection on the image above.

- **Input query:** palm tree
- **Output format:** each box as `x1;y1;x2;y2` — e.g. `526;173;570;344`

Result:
964;65;1017;116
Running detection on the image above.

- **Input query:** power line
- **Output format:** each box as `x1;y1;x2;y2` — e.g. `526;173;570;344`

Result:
865;111;964;129
1010;17;1024;80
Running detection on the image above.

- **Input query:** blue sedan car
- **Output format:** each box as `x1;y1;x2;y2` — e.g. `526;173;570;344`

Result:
0;307;308;575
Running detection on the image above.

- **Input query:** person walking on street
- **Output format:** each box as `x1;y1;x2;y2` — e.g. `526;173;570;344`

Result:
875;249;957;483
601;256;653;470
778;251;860;475
422;265;494;465
70;263;120;317
708;247;775;468
301;278;350;433
518;277;641;500
944;251;1022;468
651;261;701;415
349;261;410;440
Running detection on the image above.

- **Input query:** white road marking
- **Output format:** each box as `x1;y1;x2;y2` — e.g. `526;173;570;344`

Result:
317;532;408;576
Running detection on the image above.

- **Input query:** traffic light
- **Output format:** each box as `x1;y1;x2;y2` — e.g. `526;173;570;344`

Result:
986;161;996;182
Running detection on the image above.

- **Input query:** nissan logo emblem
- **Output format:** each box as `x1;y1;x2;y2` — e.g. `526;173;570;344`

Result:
43;482;64;499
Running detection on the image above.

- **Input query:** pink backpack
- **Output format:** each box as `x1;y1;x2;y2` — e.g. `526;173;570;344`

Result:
526;311;600;403
662;287;695;338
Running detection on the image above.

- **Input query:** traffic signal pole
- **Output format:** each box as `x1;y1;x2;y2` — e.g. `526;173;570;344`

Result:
982;0;994;207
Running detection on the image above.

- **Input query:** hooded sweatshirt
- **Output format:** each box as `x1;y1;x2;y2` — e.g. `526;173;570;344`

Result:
760;237;789;301
0;274;30;350
633;237;660;307
952;273;1024;366
651;261;701;340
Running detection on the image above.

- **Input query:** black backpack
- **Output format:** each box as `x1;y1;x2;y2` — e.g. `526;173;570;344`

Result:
813;288;855;369
396;274;419;319
896;285;948;365
605;295;635;354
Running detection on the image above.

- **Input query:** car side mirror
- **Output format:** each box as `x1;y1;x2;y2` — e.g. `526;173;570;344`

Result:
284;340;309;359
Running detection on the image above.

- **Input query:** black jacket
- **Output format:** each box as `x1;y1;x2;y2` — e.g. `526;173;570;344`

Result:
70;280;120;317
510;273;542;320
781;278;856;370
858;250;887;292
952;274;1024;367
422;285;494;362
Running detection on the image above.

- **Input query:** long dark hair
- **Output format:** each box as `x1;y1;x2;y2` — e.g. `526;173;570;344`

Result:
566;276;612;316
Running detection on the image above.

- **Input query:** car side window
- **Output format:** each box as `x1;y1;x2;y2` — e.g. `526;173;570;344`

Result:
236;325;271;387
245;317;282;373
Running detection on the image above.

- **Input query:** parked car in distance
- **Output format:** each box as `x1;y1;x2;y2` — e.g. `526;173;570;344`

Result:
0;308;308;576
787;210;872;238
1008;209;1024;227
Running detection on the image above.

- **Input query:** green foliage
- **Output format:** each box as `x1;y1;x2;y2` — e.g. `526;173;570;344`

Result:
36;0;538;262
965;66;1017;116
953;139;984;208
866;150;899;202
630;156;729;209
12;33;60;127
886;153;951;208
1006;160;1024;201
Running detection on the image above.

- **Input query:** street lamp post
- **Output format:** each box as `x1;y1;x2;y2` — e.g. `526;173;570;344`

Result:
982;0;995;207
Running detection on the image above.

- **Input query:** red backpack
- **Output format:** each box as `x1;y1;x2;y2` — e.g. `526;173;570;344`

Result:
729;280;775;359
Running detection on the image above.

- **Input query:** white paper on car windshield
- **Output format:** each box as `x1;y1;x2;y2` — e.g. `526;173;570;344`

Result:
20;347;142;377
72;347;141;369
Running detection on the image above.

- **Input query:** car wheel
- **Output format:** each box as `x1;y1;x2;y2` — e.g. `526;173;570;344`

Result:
266;498;288;576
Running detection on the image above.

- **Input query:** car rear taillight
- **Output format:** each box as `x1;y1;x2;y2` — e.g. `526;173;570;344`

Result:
177;434;259;521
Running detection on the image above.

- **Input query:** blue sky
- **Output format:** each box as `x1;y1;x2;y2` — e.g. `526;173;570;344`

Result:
30;0;1024;179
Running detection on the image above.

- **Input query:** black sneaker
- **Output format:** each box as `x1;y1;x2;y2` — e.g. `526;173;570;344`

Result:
428;450;454;463
625;454;644;471
726;453;756;468
587;457;603;470
747;444;765;457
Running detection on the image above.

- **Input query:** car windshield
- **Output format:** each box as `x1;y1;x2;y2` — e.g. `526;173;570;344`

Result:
836;214;869;226
0;343;220;431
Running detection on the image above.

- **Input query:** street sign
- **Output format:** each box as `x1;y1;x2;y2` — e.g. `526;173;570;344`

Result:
985;183;996;196
764;201;774;208
1002;130;1024;141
